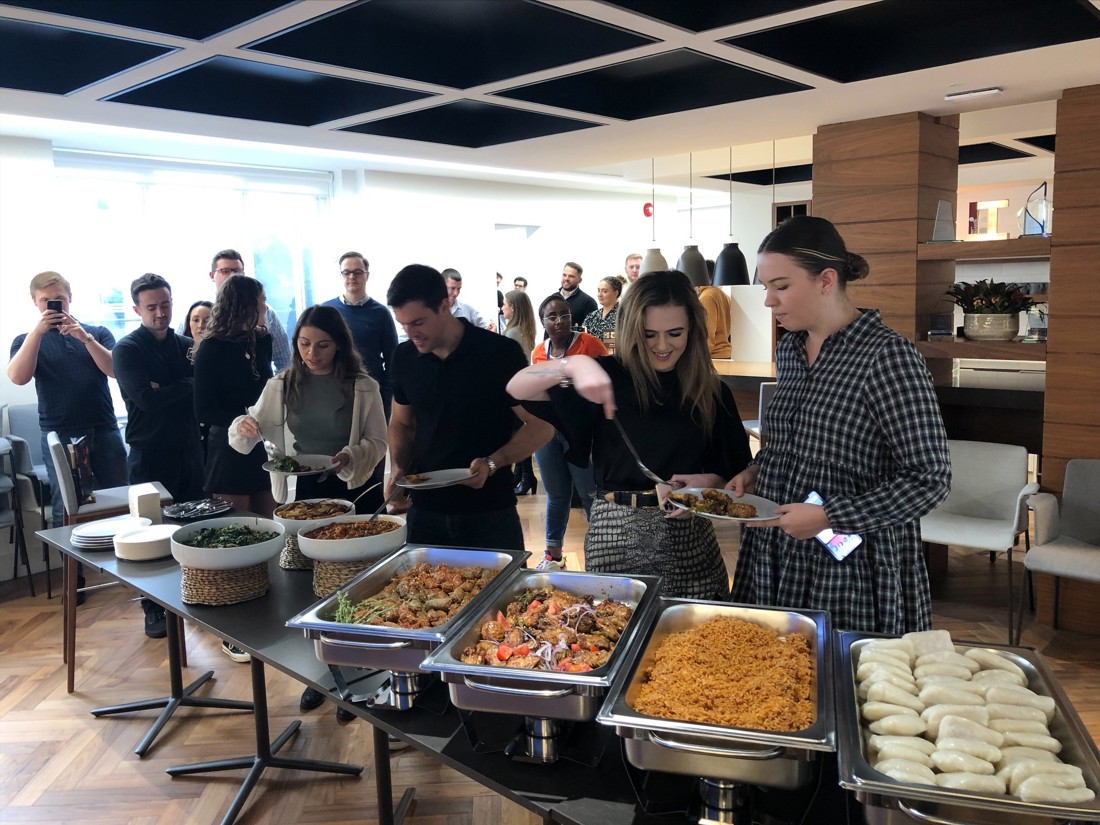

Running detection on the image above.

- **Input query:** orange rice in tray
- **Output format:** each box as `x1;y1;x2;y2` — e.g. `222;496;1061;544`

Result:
632;616;814;732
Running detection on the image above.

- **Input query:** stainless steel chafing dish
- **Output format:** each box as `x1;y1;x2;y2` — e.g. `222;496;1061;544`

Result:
285;545;527;676
421;569;661;722
596;600;834;791
837;631;1100;825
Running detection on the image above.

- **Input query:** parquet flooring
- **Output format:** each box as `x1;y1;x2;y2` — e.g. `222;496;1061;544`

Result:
1;492;1096;824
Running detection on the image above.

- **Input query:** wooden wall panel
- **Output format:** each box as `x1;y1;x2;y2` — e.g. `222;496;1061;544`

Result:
815;112;958;163
814;153;957;191
1049;206;1100;245
1053;86;1100;174
1053;169;1100;209
829;220;924;254
1041;457;1067;495
863;252;919;285
1043;423;1100;461
1047;246;1100;316
1046;315;1100;353
812;185;955;225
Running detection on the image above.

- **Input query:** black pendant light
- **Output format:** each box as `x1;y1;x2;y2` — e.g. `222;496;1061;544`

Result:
713;146;750;287
676;153;710;287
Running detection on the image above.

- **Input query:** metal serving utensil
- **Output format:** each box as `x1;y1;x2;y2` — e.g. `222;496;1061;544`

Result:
611;416;682;490
366;485;407;522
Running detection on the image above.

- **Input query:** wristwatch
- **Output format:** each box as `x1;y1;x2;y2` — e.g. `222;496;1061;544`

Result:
484;456;497;476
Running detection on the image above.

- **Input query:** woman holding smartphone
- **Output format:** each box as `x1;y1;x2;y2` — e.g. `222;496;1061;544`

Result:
726;216;950;634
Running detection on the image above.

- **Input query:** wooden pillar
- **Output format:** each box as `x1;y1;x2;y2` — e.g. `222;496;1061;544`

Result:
1043;85;1100;495
812;112;959;385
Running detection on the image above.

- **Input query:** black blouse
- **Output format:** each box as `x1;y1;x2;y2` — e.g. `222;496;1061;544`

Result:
549;356;752;491
193;333;274;428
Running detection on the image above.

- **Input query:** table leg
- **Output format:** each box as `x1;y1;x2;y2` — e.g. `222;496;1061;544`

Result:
63;554;77;692
91;609;253;757
166;658;362;825
374;724;416;825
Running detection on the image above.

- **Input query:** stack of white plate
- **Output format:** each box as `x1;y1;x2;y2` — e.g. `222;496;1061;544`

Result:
71;516;152;550
114;523;179;561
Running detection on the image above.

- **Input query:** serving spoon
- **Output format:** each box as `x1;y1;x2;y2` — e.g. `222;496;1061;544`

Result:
611;416;682;490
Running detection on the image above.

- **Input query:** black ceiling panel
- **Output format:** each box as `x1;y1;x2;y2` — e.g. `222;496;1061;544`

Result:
498;49;811;120
0;18;172;95
0;0;293;41
708;164;813;186
599;1;826;33
341;100;598;149
105;56;433;127
1017;134;1056;153
724;0;1100;83
959;142;1033;164
247;0;655;90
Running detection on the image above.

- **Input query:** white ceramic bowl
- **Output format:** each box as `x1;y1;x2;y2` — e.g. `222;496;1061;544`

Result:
272;498;354;534
170;516;285;570
114;523;179;562
296;515;407;562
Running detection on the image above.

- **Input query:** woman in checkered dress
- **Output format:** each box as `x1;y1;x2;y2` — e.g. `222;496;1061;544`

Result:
728;216;950;634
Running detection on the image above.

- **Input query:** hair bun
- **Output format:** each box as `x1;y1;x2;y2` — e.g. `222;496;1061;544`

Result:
847;252;870;282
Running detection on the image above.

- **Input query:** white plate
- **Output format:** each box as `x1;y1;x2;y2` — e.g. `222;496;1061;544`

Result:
396;468;473;490
72;516;153;539
667;489;780;522
262;454;336;477
114;524;178;561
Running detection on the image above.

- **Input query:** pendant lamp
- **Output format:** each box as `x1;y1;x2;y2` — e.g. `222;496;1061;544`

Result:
676;153;710;287
641;158;667;275
713;147;751;286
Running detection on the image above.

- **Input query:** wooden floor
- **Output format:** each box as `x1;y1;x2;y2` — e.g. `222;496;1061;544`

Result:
1;493;1097;825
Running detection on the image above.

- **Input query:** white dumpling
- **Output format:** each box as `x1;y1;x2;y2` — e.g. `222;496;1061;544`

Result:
863;701;918;721
931;750;995;775
867;681;925;712
902;629;954;658
934;736;1001;764
875;743;934;767
1016;776;1095;803
869;715;927;736
874;758;937;784
921;705;990;739
935;772;1007;794
868;734;936;756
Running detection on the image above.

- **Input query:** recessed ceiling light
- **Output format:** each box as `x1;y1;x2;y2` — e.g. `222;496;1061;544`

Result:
944;87;1004;102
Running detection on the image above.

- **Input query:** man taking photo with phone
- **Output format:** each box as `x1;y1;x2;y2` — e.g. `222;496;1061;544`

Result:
8;271;128;535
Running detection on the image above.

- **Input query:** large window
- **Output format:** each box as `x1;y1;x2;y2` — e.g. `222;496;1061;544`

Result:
52;151;331;413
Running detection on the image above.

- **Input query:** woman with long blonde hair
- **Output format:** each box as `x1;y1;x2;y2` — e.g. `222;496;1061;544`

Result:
507;270;752;598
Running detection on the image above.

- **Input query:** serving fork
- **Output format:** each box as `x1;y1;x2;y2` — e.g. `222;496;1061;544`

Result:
611;416;682;490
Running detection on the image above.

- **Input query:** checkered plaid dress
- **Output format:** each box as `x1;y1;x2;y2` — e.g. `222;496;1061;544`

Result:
731;310;950;634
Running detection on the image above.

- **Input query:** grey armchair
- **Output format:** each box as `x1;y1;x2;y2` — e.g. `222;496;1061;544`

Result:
1015;459;1100;644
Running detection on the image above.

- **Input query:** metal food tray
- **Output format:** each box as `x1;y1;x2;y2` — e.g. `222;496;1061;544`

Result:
285;545;527;674
420;569;661;722
596;600;833;789
837;631;1100;825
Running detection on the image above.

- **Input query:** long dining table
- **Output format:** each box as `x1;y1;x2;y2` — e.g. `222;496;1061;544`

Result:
39;523;700;825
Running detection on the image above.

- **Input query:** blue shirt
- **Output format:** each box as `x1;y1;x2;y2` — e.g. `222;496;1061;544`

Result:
322;295;397;395
10;325;117;431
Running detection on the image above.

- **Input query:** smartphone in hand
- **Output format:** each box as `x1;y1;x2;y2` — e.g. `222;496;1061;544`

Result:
805;491;863;561
46;299;63;325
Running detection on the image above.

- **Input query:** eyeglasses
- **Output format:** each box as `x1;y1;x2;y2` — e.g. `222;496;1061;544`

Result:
215;267;245;276
340;269;367;278
543;312;572;323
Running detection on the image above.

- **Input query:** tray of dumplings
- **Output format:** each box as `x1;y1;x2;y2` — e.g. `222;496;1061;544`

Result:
836;629;1100;824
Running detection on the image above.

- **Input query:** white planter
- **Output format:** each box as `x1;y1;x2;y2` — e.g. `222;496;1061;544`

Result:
963;314;1019;341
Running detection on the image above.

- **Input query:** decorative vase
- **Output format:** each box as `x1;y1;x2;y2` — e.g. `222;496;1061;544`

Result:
963;313;1020;341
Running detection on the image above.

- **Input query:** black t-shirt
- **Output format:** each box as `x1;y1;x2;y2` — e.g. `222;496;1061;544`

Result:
547;356;752;491
391;321;532;513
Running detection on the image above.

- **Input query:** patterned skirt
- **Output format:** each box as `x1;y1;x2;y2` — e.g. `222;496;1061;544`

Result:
584;498;731;601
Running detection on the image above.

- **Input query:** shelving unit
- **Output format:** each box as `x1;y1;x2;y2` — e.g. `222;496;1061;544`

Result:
916;236;1051;262
916;339;1046;361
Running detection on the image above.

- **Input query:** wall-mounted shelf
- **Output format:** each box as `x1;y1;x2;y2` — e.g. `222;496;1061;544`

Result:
917;339;1047;361
917;236;1051;262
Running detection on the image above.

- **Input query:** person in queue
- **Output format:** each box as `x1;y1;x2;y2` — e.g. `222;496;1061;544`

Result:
558;261;597;327
183;300;212;343
442;268;490;330
528;294;608;570
582;275;624;353
113;274;204;636
384;265;553;551
624;252;642;284
179;249;292;372
508;271;752;598
501;289;539;496
513;276;528;292
230;304;388;715
726;215;950;634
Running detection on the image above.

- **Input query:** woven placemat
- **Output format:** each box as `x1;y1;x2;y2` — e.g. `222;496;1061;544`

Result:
313;559;371;598
181;563;270;605
279;534;313;570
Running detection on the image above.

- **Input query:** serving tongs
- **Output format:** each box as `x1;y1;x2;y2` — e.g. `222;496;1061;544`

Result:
611;416;682;490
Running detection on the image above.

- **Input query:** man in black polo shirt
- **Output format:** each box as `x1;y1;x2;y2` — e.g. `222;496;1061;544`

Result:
385;265;552;551
113;273;204;637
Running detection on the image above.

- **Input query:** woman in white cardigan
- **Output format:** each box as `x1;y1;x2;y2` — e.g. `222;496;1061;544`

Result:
229;305;387;511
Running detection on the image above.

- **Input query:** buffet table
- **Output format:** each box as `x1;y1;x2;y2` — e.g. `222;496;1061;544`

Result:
39;525;733;825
